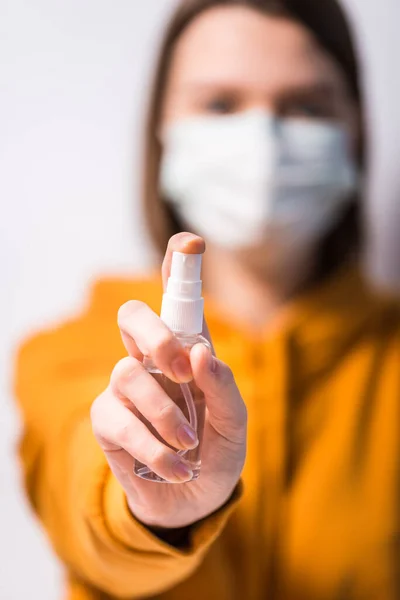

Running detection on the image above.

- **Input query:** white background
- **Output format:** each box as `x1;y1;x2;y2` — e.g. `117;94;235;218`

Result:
1;1;399;598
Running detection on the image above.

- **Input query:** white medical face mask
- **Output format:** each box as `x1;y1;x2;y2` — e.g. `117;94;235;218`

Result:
160;110;358;249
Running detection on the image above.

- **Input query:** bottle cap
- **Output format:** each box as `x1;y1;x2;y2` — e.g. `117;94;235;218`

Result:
160;252;204;335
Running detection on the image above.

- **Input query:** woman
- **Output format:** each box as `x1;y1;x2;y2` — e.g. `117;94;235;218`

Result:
15;0;400;599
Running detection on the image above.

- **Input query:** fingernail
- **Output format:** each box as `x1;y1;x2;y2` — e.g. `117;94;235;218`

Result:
177;424;199;449
172;461;193;482
172;355;192;383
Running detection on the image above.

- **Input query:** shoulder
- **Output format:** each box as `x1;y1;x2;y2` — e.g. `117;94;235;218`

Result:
366;283;400;343
15;274;163;381
355;284;400;391
88;274;163;317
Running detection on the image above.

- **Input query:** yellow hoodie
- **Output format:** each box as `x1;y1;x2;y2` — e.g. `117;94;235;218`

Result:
15;267;400;600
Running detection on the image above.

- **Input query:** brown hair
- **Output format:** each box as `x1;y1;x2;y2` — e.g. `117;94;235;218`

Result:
142;0;365;279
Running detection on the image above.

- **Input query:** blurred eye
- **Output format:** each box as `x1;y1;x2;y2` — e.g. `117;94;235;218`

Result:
203;97;237;115
283;100;332;119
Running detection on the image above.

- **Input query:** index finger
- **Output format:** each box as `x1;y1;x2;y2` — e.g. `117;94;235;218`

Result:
162;232;206;290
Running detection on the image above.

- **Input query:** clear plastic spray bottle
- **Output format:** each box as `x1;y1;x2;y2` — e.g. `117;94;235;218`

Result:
134;251;210;483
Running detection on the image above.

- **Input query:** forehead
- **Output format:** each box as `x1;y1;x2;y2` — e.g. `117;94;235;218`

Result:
169;6;344;93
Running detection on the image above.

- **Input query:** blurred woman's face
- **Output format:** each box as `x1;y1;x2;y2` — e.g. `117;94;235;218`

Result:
160;6;359;278
162;6;357;138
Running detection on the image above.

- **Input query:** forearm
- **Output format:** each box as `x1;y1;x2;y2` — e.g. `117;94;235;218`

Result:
23;403;240;598
15;328;243;598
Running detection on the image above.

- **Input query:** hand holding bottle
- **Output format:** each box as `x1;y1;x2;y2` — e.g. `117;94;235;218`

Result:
91;233;247;529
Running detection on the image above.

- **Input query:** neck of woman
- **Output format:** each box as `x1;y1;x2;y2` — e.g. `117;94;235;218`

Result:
202;244;316;332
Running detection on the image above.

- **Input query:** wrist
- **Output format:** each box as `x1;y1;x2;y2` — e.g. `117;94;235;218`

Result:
126;497;198;529
127;482;240;531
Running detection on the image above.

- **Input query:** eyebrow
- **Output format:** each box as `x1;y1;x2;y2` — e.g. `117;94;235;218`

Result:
279;81;339;100
177;79;340;99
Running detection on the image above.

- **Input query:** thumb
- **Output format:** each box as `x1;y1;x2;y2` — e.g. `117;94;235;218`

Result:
190;343;247;446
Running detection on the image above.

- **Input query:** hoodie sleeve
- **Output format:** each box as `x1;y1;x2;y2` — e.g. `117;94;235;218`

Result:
14;304;242;599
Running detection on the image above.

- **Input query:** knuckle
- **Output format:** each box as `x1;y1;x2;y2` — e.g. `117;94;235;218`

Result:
238;402;248;428
148;444;168;471
90;399;100;431
110;356;141;393
231;403;248;443
117;300;145;328
115;422;132;447
157;402;179;426
152;331;175;358
90;392;107;437
219;363;235;386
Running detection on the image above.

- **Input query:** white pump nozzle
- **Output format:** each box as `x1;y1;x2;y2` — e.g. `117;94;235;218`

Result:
161;252;204;334
170;252;202;284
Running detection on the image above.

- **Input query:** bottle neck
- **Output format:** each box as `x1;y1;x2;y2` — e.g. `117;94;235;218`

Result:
160;294;204;336
171;332;210;350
